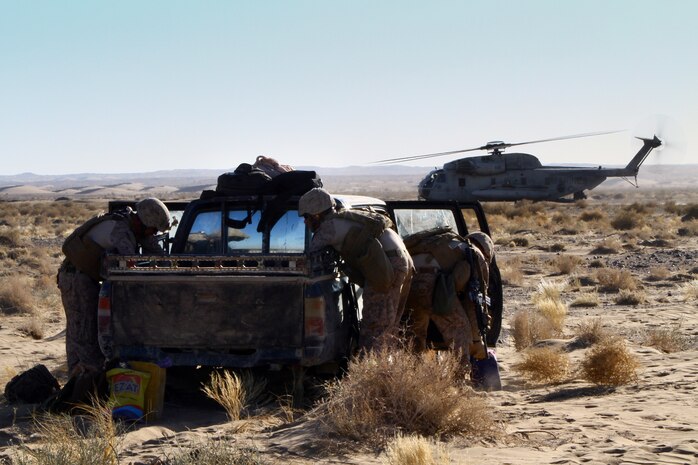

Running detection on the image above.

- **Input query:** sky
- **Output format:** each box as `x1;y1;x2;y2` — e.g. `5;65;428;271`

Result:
1;0;696;175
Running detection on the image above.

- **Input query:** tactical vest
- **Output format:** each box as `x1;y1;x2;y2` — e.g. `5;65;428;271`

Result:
328;209;395;291
404;227;465;272
61;211;130;282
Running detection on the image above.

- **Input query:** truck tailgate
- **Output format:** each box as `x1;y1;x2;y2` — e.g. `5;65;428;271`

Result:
109;275;305;350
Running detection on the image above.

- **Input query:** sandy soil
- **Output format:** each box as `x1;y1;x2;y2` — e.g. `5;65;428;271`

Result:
1;192;697;465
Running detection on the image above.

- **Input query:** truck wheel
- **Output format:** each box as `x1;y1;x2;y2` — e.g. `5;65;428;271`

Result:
487;262;503;347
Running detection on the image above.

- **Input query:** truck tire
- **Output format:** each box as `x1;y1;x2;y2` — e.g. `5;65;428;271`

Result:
487;261;503;347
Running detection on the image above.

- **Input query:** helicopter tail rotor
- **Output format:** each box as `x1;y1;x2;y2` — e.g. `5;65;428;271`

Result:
632;114;686;164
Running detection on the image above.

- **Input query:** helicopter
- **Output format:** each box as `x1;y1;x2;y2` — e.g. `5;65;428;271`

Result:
376;131;663;202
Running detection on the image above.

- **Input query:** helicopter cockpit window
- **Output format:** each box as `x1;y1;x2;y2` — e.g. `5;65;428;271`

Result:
392;209;458;238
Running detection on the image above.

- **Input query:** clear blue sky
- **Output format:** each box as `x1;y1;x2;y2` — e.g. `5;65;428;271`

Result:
1;0;696;175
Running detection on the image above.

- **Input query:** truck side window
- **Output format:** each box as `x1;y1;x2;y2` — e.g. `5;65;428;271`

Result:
227;210;263;253
392;209;458;237
269;210;306;253
184;211;222;254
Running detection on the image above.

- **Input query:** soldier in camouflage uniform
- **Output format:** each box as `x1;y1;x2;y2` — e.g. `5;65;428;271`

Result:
299;188;414;351
57;198;171;375
404;229;495;366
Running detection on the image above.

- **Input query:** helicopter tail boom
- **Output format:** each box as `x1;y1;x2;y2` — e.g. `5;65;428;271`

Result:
624;135;662;173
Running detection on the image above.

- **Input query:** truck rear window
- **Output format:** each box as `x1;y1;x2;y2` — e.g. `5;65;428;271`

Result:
184;208;306;254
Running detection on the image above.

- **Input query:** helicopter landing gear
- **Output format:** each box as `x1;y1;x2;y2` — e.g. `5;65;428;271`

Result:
573;191;587;200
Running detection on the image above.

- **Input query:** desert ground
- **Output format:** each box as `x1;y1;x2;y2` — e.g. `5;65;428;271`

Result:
0;175;697;465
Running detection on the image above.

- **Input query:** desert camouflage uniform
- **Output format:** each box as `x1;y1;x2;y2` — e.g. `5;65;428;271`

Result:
406;238;490;360
58;214;162;374
309;217;413;351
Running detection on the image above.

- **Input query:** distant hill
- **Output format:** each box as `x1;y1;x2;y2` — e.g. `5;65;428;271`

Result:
1;164;696;200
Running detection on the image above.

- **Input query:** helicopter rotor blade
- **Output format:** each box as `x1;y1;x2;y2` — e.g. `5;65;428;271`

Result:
372;146;484;164
503;130;624;149
372;129;624;165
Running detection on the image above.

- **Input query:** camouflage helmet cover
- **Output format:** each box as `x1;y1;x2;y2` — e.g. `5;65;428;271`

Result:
298;188;335;216
467;231;494;264
136;198;171;232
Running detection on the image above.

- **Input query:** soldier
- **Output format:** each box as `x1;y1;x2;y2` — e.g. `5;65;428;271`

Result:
57;198;171;376
403;228;495;371
298;188;413;351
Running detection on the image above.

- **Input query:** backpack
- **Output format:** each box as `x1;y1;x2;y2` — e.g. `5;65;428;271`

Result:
4;364;60;404
215;163;272;195
62;211;129;281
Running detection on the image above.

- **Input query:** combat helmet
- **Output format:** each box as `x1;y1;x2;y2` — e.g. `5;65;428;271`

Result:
298;188;335;216
136;198;171;232
467;231;495;264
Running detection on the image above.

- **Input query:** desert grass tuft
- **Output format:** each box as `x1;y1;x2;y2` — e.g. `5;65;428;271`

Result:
589;238;622;254
682;280;698;302
202;370;267;421
579;338;639;386
319;346;498;445
513;347;570;384
614;288;647;306
18;316;45;340
643;324;692;353
13;398;120;465
550;254;582;275
573;318;610;347
160;437;264;465
382;433;449;465
570;292;600;308
499;257;524;286
511;310;556;350
531;280;567;333
595;268;638;293
611;210;641;230
647;266;671;282
0;275;36;314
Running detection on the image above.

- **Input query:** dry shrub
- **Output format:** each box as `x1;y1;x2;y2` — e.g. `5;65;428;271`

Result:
320;347;497;444
595;268;638;293
202;370;267;421
580;209;605;222
530;280;567;333
574;318;610;347
590;237;622;254
18;316;45;340
550;254;582;275
534;298;567;333
680;203;698;221
611;211;641;231
677;220;698;237
531;279;561;303
0;228;23;247
511;310;556;350
570;292;600;308
614;288;647;306
13;399;120;465
382;434;448;465
499;257;524;286
0;275;36;314
160;437;263;465
643;324;692;353
579;338;639;386
513;347;570;384
647;266;671;282
682;280;698;301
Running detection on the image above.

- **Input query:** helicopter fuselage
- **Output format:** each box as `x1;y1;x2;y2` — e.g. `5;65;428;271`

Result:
418;136;661;202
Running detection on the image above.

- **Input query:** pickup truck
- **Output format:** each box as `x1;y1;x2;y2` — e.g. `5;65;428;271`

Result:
98;194;503;375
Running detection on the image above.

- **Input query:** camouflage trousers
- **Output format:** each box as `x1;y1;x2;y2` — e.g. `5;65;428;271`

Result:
57;267;104;374
360;251;413;351
406;271;474;356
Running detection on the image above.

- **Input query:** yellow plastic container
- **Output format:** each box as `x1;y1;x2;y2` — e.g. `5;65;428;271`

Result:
128;361;166;422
